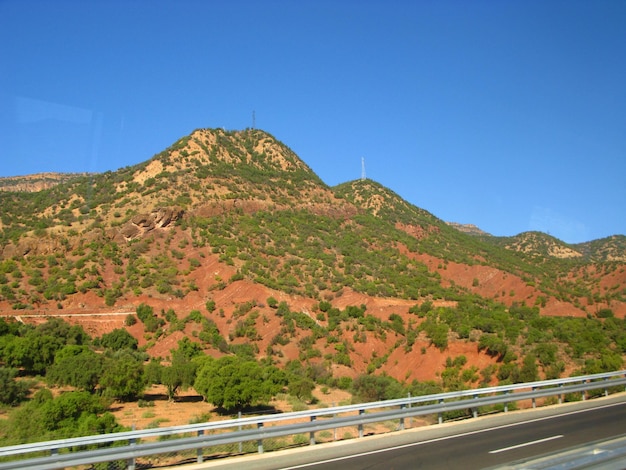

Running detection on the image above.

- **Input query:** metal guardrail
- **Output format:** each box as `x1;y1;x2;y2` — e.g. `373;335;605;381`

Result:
0;370;625;470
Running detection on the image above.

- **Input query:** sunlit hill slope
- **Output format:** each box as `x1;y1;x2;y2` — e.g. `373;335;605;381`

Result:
0;128;625;385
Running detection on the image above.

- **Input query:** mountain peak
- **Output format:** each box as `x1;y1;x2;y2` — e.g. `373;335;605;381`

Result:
101;128;332;218
504;231;583;259
149;128;320;181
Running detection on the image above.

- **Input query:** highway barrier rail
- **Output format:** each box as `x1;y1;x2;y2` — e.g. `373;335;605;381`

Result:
0;370;625;470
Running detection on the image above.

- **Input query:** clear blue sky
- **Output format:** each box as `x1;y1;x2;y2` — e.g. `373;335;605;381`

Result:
1;0;625;244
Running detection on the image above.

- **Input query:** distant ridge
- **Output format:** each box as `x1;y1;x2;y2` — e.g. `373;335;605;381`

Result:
0;172;91;192
446;221;491;237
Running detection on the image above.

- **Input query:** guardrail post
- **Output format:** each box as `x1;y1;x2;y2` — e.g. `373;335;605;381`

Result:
127;425;136;470
504;391;509;413
238;411;243;454
472;394;478;418
400;404;405;430
604;378;609;397
407;392;412;428
197;429;204;463
438;398;444;424
333;403;337;441
257;422;264;454
559;383;563;404
532;387;537;408
358;409;364;438
310;416;316;445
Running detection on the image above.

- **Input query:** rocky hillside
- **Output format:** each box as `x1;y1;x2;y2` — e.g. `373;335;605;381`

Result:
0;128;624;386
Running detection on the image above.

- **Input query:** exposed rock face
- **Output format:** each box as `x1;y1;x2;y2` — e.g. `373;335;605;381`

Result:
0;230;102;260
116;207;184;241
0;237;64;258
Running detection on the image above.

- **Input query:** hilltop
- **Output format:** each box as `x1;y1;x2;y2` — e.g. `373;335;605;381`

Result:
0;128;624;386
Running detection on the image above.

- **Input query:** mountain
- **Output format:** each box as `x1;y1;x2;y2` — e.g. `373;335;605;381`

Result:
0;128;624;386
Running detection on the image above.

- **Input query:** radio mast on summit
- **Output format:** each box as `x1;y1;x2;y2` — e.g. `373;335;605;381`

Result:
361;157;366;181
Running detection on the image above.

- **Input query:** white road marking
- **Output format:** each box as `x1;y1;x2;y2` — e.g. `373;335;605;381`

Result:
488;435;563;454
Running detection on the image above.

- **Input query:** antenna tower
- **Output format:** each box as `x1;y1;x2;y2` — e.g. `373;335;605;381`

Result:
361;157;366;181
252;110;256;129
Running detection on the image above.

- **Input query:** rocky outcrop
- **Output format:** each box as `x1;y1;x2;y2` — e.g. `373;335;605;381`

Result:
0;234;72;259
115;207;184;241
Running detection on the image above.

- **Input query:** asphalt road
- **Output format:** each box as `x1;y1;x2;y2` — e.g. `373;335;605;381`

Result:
178;394;626;470
295;400;626;469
